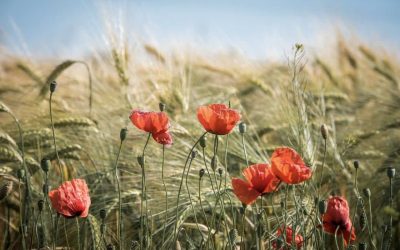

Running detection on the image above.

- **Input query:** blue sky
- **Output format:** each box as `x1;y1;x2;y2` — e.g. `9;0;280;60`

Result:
1;0;399;59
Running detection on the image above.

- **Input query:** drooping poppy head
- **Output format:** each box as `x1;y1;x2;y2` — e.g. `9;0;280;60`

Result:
232;164;280;205
49;179;91;218
271;147;312;184
197;104;241;135
152;131;173;146
129;110;170;134
273;226;304;249
321;196;356;246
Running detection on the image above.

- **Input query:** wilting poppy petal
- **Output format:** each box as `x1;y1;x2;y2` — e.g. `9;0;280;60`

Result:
152;131;173;146
271;147;312;184
49;179;91;218
231;178;260;205
197;104;241;135
273;226;303;249
321;196;356;246
129;110;169;134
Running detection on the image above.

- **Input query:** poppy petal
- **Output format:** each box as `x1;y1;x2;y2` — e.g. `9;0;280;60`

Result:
231;178;260;205
152;131;173;146
271;147;312;184
197;104;240;135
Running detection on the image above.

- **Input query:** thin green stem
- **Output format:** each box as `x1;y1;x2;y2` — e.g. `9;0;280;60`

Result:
317;138;327;199
140;133;151;249
240;208;246;250
114;140;123;249
49;92;64;182
172;131;207;242
161;145;168;244
241;133;249;167
76;217;81;250
334;226;340;250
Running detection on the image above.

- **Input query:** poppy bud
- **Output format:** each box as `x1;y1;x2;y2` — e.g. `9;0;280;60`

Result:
274;238;283;249
0;181;13;201
199;168;205;179
211;156;218;171
228;228;238;245
17;169;25;180
38;199;44;212
41;158;50;172
353;160;360;169
100;223;106;234
137;156;145;168
191;150;197;159
387;167;395;179
159;102;166;112
199;135;207;148
359;211;367;231
106;244;114;250
49;81;57;93
363;188;371;198
99;209;107;220
120;128;128;141
358;242;367;250
320;124;328;140
239;122;247;134
218;167;223;176
318;200;327;214
42;184;49;195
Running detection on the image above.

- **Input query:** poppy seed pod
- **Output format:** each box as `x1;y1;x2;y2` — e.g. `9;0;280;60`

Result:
49;81;57;93
199;168;205;179
217;167;224;176
387;167;395;178
99;209;107;220
353;160;360;169
211;155;218;171
320;124;328;140
199;135;207;148
239;122;247;134
17;169;25;180
41;158;50;172
120;128;128;141
318;200;327;214
363;188;371;198
38;199;45;212
137;156;145;168
191;150;197;159
159;102;166;112
358;242;367;250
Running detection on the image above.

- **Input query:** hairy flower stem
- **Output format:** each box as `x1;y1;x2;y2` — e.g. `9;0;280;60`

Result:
63;218;70;250
185;156;204;242
317;138;327;199
240;207;246;249
76;217;81;250
334;226;340;250
172;132;207;242
201;147;217;194
140;133;151;249
198;177;209;228
114;140;124;249
49;92;65;182
161;145;168;244
241;133;249;167
30;212;40;249
54;214;59;249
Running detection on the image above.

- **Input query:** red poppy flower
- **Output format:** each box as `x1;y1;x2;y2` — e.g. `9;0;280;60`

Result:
271;147;312;184
197;104;241;135
129;110;169;134
231;164;280;205
321;196;356;246
152;131;173;146
273;226;303;249
49;179;91;218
